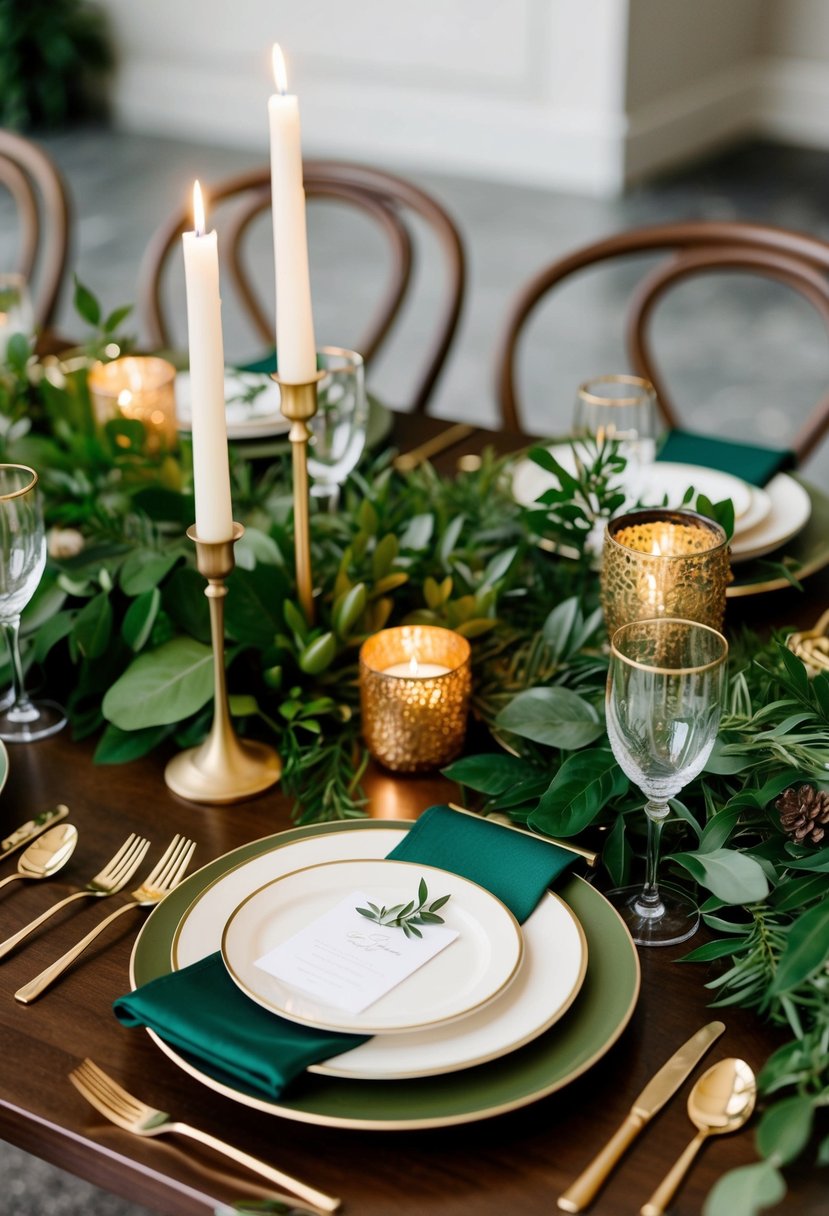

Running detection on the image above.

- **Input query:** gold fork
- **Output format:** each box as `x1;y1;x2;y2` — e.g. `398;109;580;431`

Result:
0;832;150;961
69;1058;340;1214
15;835;196;1004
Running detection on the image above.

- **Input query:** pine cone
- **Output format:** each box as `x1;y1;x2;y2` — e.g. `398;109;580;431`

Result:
776;784;829;845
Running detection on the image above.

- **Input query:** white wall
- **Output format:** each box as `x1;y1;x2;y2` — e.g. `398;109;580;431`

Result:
102;0;630;195
100;0;829;196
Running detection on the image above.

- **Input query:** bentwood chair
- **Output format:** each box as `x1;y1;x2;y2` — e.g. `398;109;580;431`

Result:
0;129;71;331
496;220;829;462
139;160;465;415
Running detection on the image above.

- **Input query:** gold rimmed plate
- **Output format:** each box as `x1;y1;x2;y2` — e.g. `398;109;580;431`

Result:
221;858;523;1036
131;820;639;1129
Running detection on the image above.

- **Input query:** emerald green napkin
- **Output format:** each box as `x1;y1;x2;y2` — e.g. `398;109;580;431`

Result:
113;805;576;1099
656;429;794;487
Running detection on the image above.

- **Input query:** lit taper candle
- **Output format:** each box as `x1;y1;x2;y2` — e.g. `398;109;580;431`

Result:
268;43;317;383
181;181;234;542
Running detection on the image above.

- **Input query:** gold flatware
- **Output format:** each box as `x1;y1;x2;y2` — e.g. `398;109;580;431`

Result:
448;803;600;867
1;804;69;860
15;834;195;1003
0;832;150;960
69;1058;340;1214
640;1057;756;1216
557;1020;725;1212
0;823;78;894
393;422;476;472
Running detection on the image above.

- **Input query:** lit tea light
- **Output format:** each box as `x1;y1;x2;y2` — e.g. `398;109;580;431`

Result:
601;508;730;637
88;356;178;453
382;654;451;679
359;626;471;773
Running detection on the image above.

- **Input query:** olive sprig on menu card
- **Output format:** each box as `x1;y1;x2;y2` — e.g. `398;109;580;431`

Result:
356;878;451;939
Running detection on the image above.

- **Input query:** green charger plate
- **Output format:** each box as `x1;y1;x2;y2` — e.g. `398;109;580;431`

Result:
131;819;640;1130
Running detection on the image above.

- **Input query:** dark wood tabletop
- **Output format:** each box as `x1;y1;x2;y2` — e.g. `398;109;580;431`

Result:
1;414;826;1216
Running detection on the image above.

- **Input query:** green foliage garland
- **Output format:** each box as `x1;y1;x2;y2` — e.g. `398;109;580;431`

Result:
1;284;826;1210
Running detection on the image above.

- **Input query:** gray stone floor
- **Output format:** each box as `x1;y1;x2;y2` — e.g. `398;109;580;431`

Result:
2;128;829;1214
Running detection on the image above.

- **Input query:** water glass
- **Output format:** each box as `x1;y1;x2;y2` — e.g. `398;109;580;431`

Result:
308;347;367;508
606;616;727;946
573;374;658;491
0;465;65;742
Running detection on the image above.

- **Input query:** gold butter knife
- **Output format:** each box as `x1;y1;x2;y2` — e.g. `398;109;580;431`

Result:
557;1020;725;1212
393;423;476;472
1;805;69;861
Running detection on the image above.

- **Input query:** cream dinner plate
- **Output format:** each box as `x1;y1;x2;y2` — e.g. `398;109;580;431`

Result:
221;858;523;1036
172;830;586;1080
133;820;639;1130
728;473;812;561
175;370;289;440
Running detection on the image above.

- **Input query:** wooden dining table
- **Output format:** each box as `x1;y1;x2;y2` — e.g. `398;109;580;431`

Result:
0;411;826;1216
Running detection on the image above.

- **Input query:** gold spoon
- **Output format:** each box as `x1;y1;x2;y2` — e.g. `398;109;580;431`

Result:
640;1058;756;1216
0;823;78;893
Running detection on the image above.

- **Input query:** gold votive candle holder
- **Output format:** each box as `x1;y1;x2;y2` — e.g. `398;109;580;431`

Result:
359;625;472;773
88;356;177;452
601;508;730;638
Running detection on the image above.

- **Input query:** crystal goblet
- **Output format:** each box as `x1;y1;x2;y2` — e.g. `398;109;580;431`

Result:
605;616;727;946
308;347;367;510
0;465;66;742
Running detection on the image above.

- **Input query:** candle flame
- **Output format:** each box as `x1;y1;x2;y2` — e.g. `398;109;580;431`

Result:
272;43;288;94
409;655;419;676
193;180;206;237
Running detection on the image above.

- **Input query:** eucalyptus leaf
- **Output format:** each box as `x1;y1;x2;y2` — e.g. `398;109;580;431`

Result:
671;848;770;904
94;722;170;764
530;750;627;838
119;549;178;596
755;1094;815;1165
122;588;161;653
72;590;113;660
702;1160;786;1216
496;686;604;750
102;637;214;730
225;565;286;649
770;902;829;995
442;752;530;796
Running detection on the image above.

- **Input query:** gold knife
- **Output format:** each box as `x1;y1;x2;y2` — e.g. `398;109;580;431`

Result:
393;423;476;472
557;1020;725;1212
0;805;70;861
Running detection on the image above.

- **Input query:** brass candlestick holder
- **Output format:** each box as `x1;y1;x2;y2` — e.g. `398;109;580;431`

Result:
273;370;326;623
164;523;281;804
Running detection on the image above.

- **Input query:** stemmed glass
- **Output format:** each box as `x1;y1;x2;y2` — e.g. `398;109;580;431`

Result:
308;347;367;510
0;465;66;742
0;273;36;359
573;374;658;495
605;617;728;946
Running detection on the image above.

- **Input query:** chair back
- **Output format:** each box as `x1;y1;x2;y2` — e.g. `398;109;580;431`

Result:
0;129;71;330
496;220;829;462
139;160;465;415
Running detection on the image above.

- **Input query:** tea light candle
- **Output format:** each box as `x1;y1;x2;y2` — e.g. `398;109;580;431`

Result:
359;626;471;773
601;508;730;637
88;356;177;452
382;656;451;679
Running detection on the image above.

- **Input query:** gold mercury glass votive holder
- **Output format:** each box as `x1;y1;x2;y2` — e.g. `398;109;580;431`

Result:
88;356;177;452
601;508;730;638
359;625;472;773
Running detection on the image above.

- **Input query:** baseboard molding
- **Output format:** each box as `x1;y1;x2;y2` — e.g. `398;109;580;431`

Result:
756;55;829;146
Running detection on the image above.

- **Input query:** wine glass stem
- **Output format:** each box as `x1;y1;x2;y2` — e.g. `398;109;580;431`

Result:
3;617;35;719
639;800;670;916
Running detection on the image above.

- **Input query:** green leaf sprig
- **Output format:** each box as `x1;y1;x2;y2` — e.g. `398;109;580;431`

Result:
356;878;451;939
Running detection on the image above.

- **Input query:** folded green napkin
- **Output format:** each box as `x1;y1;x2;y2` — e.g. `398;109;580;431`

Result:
656;429;794;487
113;805;576;1099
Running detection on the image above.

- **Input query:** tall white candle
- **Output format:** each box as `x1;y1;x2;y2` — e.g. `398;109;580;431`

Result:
181;181;234;542
268;43;317;384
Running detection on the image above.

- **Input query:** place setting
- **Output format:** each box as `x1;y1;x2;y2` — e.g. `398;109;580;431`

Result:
509;372;826;595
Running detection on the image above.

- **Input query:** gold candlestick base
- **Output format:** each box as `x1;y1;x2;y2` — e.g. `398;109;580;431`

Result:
273;370;326;623
164;523;281;805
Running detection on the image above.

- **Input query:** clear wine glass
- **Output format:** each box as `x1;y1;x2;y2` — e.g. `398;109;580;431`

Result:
573;374;658;496
605;616;728;947
0;465;66;742
308;347;367;510
0;273;36;360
